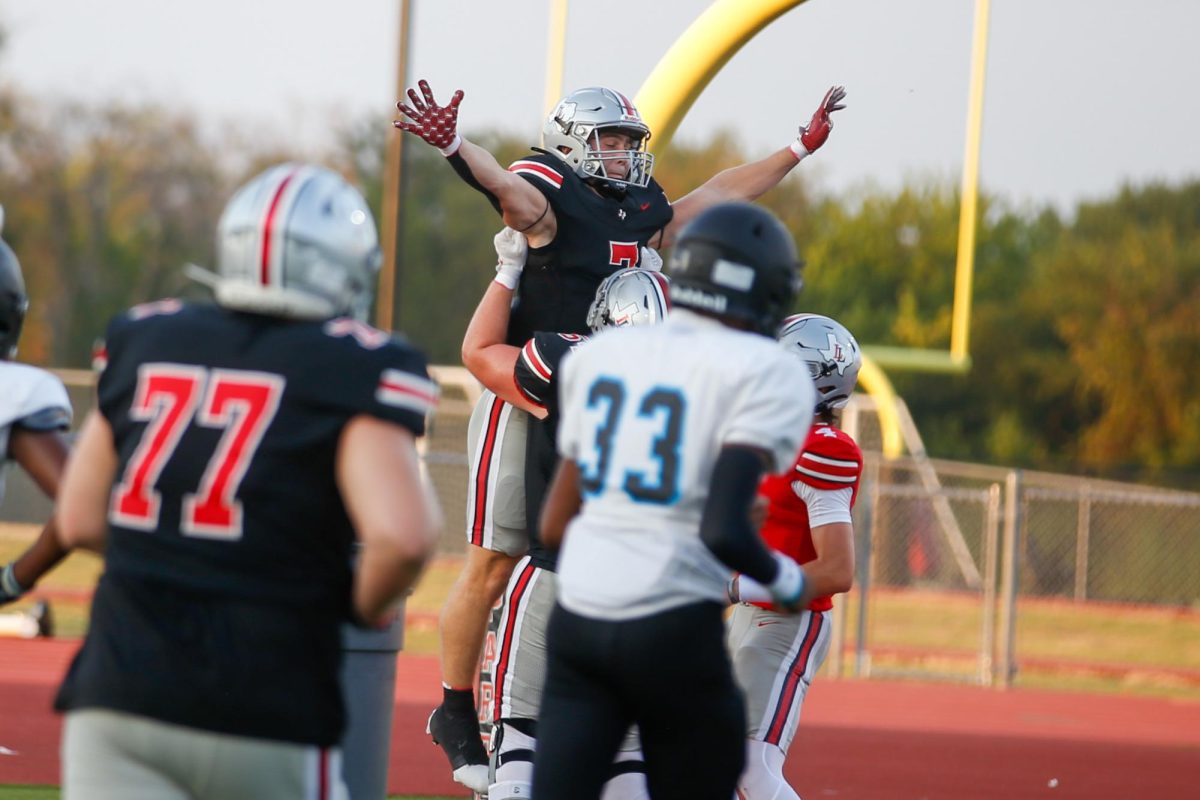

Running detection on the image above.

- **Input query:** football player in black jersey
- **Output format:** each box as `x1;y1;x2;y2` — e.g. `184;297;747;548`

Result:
396;79;844;786
462;230;670;800
0;219;71;639
53;164;441;800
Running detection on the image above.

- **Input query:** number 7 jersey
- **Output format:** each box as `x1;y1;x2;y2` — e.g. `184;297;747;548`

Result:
554;309;815;621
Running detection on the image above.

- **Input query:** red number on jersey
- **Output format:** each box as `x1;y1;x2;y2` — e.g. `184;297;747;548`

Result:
609;241;639;268
109;365;285;540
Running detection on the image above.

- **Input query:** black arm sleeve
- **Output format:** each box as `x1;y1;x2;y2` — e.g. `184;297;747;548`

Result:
446;151;502;214
698;445;781;585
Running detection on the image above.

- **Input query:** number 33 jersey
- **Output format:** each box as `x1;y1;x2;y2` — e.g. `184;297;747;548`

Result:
94;300;436;606
554;309;815;621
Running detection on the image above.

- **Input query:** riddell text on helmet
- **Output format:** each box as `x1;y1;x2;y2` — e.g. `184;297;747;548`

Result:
672;285;729;314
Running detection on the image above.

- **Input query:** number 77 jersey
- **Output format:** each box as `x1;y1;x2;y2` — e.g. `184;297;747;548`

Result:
96;301;437;604
553;310;815;621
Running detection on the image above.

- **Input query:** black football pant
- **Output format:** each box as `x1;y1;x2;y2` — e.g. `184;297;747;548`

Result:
532;600;745;800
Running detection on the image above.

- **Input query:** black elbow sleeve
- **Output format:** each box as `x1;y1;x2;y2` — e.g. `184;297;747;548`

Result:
699;446;779;585
446;151;502;214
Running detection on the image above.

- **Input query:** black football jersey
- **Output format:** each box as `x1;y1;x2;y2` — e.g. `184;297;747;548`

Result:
513;331;586;420
505;151;672;345
55;300;436;745
513;331;587;571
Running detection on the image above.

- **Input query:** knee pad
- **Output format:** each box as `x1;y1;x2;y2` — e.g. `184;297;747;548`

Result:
601;747;648;800
489;779;532;799
491;721;536;788
738;739;800;800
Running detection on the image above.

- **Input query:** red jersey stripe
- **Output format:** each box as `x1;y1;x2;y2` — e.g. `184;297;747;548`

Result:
260;169;298;286
509;160;564;188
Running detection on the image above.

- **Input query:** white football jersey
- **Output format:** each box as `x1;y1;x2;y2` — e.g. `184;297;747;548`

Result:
0;361;72;504
555;309;815;621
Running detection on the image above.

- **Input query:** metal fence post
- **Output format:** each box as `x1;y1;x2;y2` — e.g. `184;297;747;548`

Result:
979;483;1001;686
997;469;1022;689
854;465;878;678
1075;483;1092;601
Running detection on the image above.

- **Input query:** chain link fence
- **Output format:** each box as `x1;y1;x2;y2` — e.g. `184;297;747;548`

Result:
8;370;1199;692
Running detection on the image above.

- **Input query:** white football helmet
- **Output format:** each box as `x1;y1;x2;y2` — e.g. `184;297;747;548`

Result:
777;313;861;412
586;269;670;333
542;87;655;190
212;163;381;321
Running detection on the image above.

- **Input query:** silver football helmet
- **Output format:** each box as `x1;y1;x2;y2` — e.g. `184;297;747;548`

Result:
586;269;671;333
777;313;861;412
542;87;655;190
212;164;381;321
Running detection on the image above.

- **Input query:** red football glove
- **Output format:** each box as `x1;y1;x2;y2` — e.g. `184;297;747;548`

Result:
393;79;465;154
790;85;847;159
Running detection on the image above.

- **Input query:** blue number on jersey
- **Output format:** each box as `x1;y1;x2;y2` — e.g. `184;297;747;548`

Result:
579;378;685;505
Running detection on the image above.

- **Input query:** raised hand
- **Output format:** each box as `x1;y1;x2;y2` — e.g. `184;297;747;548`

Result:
394;79;465;153
792;85;847;158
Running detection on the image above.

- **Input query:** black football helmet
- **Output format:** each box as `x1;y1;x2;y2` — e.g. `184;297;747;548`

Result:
665;202;802;335
0;237;28;360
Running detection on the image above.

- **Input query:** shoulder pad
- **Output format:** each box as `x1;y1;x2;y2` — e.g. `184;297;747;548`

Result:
0;363;72;431
794;425;862;489
508;155;566;190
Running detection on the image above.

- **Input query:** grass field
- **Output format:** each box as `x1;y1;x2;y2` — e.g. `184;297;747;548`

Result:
3;523;1199;701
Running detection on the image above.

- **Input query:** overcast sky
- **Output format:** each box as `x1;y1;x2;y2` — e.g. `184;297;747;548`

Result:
1;0;1196;212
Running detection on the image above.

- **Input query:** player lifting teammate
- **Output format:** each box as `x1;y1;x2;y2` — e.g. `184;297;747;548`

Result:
533;202;819;800
463;228;670;800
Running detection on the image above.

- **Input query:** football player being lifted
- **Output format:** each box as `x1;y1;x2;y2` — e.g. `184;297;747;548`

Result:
462;227;670;800
726;314;863;800
0;211;72;639
395;78;845;789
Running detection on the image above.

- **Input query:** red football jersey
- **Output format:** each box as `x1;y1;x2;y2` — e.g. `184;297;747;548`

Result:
756;423;862;611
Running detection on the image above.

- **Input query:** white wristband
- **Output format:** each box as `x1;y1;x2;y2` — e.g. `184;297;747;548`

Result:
438;134;463;157
493;268;521;291
788;138;810;162
766;551;805;606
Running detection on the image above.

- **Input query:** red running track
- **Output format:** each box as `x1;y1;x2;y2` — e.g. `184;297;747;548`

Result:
2;638;1198;798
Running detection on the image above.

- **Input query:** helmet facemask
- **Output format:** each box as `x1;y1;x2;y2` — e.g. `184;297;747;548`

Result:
543;88;656;191
578;125;655;191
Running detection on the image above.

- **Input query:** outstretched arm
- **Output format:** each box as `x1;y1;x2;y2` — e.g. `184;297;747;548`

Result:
394;80;557;242
662;86;846;246
461;229;549;417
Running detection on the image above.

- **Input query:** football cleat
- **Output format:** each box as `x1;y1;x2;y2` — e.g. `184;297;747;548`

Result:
30;600;54;638
426;704;489;793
